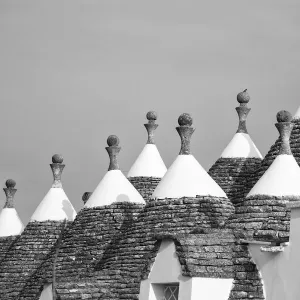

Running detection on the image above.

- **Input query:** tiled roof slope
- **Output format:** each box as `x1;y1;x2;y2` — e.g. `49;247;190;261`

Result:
209;90;262;204
0;155;76;299
128;111;167;202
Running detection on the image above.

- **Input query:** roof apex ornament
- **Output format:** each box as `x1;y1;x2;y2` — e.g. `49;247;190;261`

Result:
144;111;158;144
82;192;92;204
236;89;251;134
275;110;293;155
176;113;195;155
106;135;121;171
3;179;17;208
50;154;65;188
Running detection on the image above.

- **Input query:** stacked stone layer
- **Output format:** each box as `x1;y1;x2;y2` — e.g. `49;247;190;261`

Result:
128;177;161;203
0;235;19;263
0;221;70;299
209;158;262;205
228;195;291;242
19;203;144;299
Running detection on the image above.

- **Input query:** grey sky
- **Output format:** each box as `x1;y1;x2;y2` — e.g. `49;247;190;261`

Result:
0;1;300;223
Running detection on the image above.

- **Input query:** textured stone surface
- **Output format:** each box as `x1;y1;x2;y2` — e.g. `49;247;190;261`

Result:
128;176;161;203
209;157;261;205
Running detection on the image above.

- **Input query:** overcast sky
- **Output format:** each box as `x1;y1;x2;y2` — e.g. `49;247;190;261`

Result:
0;1;300;223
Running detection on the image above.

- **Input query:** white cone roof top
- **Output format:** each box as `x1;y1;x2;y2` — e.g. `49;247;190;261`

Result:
127;111;167;178
293;105;300;119
85;170;145;207
0;208;24;237
221;89;262;159
247;154;300;197
0;179;24;237
85;135;145;208
152;154;227;199
31;188;76;222
127;144;167;177
152;113;227;199
221;133;263;158
248;110;300;198
30;155;76;222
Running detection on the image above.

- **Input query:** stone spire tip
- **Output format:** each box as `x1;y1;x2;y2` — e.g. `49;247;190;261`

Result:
50;154;65;188
145;111;158;144
275;110;293;155
236;89;251;134
176;113;195;155
106;135;121;171
3;179;17;208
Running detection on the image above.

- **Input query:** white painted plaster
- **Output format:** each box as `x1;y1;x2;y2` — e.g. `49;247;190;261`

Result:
85;170;145;207
127;144;167;178
220;133;263;159
152;155;227;199
139;240;192;300
139;240;233;300
39;284;52;300
248;206;300;300
293;106;300;119
191;278;233;300
30;188;76;222
247;154;300;197
0;208;24;237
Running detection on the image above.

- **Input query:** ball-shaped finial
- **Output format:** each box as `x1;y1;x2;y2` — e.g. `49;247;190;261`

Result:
107;135;119;147
178;113;193;126
82;192;92;202
52;154;64;164
5;179;16;188
276;110;292;123
146;111;157;121
237;89;250;104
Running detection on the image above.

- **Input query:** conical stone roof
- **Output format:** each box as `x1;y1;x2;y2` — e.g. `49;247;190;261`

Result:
127;111;167;202
152;113;227;199
229;111;297;242
0;154;75;299
17;136;146;299
209;90;262;204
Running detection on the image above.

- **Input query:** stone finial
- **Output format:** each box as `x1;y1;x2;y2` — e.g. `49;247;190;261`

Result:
236;89;251;133
144;111;158;144
50;154;65;188
3;179;17;208
82;192;92;204
275;110;293;155
176;113;195;155
106;135;121;171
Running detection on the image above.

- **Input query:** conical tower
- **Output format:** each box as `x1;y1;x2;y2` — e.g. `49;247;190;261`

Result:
18;136;146;300
229;110;298;242
0;154;76;298
0;179;24;263
86;114;237;300
209;89;262;204
248;105;300;189
127;111;167;202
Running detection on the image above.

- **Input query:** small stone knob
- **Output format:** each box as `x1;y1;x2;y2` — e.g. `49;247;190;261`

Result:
5;179;16;189
82;192;92;204
237;89;250;104
52;154;63;164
